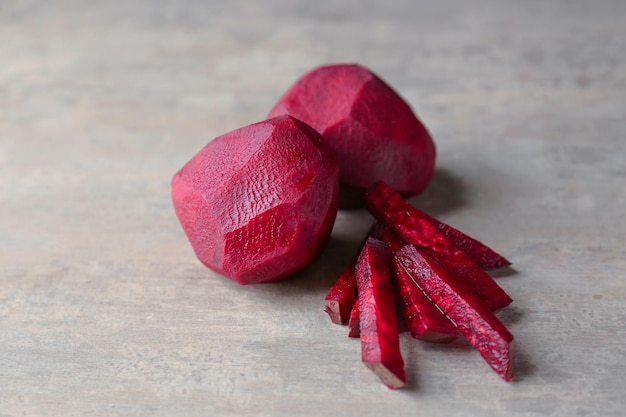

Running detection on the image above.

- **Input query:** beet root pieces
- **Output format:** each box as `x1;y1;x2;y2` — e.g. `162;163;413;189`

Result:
324;182;515;386
356;238;406;389
172;115;339;285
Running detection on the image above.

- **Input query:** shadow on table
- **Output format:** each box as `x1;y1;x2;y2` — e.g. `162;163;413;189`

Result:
408;167;467;217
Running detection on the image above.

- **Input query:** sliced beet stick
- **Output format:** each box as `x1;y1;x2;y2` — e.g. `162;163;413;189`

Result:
421;212;510;270
324;223;380;325
392;258;458;343
395;245;515;381
366;181;512;311
356;238;406;389
324;262;358;325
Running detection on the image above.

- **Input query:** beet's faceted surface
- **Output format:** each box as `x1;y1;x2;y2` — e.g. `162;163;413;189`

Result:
172;115;339;285
268;64;436;205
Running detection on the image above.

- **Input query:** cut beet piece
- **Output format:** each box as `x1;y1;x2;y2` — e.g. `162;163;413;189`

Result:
421;212;511;270
356;238;406;389
366;181;512;311
172;115;339;285
324;223;378;325
324;262;357;325
348;299;360;338
395;245;514;381
392;258;458;343
269;64;436;207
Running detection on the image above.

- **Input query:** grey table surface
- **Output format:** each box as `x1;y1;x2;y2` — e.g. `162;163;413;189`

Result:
1;1;625;416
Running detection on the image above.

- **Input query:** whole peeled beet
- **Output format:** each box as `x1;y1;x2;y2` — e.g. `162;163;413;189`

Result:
268;63;436;207
171;115;339;285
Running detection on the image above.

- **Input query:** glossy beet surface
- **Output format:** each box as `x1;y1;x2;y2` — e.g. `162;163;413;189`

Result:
395;245;515;381
356;238;406;389
268;64;436;206
366;181;512;310
172;115;339;285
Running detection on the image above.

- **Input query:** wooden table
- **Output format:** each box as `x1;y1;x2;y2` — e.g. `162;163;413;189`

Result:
1;1;624;415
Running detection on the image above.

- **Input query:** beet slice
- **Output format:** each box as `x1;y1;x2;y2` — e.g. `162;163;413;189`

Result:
392;259;458;343
421;212;511;270
324;262;357;325
395;245;515;381
375;224;457;342
348;299;360;338
268;64;436;207
171;115;339;285
324;223;379;325
356;238;406;389
366;182;512;310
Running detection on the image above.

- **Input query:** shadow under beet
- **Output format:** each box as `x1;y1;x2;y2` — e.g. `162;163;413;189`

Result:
408;167;467;217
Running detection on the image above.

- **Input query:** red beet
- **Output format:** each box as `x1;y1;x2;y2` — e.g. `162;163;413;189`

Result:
392;258;458;343
348;299;360;338
324;223;378;325
324;261;357;325
394;245;515;381
268;64;436;207
356;238;406;389
171;115;339;285
366;182;512;310
421;212;511;270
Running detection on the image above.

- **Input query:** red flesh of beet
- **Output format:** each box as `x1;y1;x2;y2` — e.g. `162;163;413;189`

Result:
366;182;512;311
324;261;357;325
171;115;339;285
376;224;457;342
395;245;515;381
268;63;436;207
392;259;458;343
356;238;406;389
348;299;361;338
421;212;511;270
324;223;379;325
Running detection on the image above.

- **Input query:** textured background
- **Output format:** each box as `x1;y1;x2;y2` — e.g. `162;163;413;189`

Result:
1;1;625;416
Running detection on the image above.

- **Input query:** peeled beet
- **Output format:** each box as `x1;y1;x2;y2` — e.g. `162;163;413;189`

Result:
268;64;436;207
171;115;339;285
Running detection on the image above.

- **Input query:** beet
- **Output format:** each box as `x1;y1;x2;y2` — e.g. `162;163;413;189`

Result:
394;245;515;381
356;238;406;389
268;64;436;207
392;258;458;343
421;211;511;270
366;181;512;311
324;261;357;325
171;115;339;285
